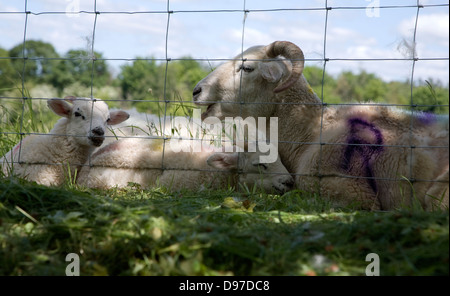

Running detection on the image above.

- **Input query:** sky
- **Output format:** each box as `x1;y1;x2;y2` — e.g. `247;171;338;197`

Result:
0;0;449;84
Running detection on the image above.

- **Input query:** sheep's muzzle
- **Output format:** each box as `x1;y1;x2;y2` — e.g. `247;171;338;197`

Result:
89;127;105;147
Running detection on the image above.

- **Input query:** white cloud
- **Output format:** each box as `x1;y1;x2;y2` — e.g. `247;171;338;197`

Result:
227;27;272;46
25;14;95;54
396;12;449;82
399;13;449;49
417;13;449;47
328;27;359;42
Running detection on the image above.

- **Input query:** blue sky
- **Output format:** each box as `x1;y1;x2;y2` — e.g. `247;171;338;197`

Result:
1;0;449;83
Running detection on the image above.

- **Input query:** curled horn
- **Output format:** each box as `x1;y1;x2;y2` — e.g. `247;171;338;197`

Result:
264;41;305;93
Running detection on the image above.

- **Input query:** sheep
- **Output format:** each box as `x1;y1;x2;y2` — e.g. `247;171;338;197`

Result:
99;107;162;145
192;40;449;210
77;137;294;194
0;96;130;186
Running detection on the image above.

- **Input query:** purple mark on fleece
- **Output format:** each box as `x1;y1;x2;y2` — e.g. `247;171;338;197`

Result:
416;111;437;125
13;143;21;154
341;118;384;194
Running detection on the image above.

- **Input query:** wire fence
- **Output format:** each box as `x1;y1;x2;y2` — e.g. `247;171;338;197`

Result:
0;0;449;206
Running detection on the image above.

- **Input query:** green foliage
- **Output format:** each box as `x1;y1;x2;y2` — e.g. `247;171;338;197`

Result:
0;178;448;276
118;57;209;114
305;67;448;114
48;50;111;92
1;39;448;116
119;58;160;101
413;80;449;113
0;48;17;92
0;85;58;158
303;66;338;102
334;71;386;102
9;40;60;85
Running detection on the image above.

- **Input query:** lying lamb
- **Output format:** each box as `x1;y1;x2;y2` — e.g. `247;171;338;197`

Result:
0;97;129;186
77;138;294;194
192;40;449;210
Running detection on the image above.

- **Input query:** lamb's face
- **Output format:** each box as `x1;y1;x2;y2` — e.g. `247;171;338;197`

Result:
193;45;292;120
68;100;111;147
207;151;294;194
47;97;130;148
239;151;294;194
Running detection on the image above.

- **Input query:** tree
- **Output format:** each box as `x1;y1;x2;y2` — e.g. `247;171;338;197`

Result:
336;71;361;102
166;58;210;101
48;49;111;92
413;80;449;113
0;48;18;93
385;81;410;106
117;57;209;114
363;78;387;102
9;40;59;84
335;70;387;103
119;58;160;101
303;66;338;103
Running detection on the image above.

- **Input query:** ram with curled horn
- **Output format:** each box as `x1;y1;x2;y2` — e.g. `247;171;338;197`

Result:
193;40;449;211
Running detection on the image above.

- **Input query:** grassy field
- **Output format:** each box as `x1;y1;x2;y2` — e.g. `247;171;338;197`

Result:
0;176;448;276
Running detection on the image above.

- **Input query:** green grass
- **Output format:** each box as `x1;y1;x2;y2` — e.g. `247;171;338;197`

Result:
0;176;448;276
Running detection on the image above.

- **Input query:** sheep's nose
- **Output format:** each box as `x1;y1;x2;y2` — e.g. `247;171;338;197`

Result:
89;127;105;147
193;86;202;99
91;127;105;137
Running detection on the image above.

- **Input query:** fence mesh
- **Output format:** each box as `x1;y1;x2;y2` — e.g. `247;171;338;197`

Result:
0;0;448;205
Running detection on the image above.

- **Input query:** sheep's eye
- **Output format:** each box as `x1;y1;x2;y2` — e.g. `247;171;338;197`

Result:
106;118;111;123
74;112;85;120
238;64;254;73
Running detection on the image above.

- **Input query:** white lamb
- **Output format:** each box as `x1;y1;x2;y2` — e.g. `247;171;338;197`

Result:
77;137;294;194
0;96;129;186
192;41;449;210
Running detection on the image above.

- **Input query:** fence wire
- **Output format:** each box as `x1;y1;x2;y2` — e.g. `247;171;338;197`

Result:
0;0;449;200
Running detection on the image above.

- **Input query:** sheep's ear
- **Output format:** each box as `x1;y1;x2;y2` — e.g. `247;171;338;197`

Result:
47;98;72;118
108;110;130;125
207;152;239;170
259;62;284;83
64;96;77;104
